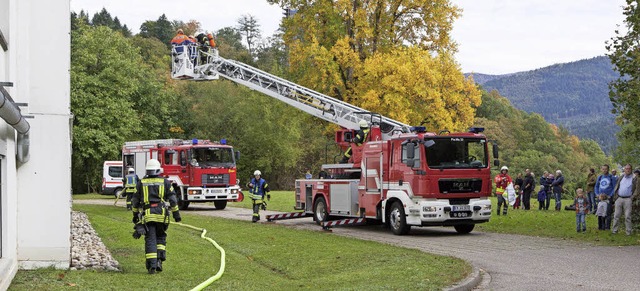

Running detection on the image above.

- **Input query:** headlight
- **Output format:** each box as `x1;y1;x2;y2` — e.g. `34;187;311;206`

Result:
423;206;437;212
231;189;238;194
188;190;202;195
482;205;492;211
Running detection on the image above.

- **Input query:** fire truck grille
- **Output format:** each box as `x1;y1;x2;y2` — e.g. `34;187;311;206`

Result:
438;179;482;194
202;174;230;185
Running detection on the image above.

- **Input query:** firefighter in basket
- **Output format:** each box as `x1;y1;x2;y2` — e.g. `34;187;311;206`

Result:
123;167;139;210
131;159;182;274
340;120;370;163
247;170;270;222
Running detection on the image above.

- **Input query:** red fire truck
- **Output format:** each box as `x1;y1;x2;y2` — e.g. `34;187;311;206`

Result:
171;45;497;234
122;139;242;210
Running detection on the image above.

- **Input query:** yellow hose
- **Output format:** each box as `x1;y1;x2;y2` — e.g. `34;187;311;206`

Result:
173;222;226;290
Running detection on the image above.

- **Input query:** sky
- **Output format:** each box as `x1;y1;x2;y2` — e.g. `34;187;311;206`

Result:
70;0;628;75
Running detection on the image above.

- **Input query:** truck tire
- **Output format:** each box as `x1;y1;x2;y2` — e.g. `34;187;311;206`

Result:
114;188;124;199
214;200;227;210
454;224;475;234
313;197;328;225
389;201;410;235
178;200;190;210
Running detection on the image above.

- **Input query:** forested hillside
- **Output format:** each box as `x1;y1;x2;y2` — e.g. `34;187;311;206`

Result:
69;6;611;194
471;56;618;153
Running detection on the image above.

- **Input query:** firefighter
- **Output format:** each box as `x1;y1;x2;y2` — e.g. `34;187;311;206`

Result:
340;120;370;163
170;29;190;45
123;167;139;210
247;170;270;222
495;165;513;216
131;159;181;274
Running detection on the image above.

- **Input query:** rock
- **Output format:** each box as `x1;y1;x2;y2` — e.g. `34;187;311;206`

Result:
70;211;121;271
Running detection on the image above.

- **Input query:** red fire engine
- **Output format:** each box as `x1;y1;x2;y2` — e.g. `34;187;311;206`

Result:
122;138;242;210
171;44;497;234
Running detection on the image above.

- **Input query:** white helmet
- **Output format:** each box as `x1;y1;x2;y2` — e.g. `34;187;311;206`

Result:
254;170;261;176
359;120;369;129
500;166;509;171
127;167;135;174
146;159;162;175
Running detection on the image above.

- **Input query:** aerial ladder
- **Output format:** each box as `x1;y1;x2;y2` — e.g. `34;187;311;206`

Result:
171;45;411;141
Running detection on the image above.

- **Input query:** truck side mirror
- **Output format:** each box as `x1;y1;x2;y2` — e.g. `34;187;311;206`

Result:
235;150;240;161
406;143;415;160
492;143;499;159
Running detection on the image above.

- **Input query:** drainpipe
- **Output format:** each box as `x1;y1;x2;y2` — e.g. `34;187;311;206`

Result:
0;83;30;163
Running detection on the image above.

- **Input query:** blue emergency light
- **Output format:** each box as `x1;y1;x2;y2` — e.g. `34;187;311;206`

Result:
192;138;198;145
410;126;427;133
220;138;227;145
469;127;485;133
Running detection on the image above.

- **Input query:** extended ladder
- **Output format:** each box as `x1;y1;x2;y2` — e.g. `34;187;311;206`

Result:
171;46;410;139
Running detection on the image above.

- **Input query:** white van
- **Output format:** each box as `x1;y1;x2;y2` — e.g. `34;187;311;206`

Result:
102;161;123;197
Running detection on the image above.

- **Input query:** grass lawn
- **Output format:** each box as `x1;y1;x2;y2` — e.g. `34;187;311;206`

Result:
72;193;115;200
10;204;469;290
477;197;640;246
229;190;297;212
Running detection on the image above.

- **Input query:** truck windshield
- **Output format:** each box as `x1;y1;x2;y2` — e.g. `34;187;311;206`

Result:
424;137;487;169
191;147;235;167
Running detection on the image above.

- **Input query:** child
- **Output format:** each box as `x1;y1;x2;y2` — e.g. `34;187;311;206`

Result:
513;184;521;209
537;186;547;210
595;194;609;230
574;188;589;232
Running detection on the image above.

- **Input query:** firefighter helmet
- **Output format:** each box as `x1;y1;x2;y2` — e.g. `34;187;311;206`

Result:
146;159;162;175
359;120;369;129
127;167;135;174
254;170;261;176
500;166;509;171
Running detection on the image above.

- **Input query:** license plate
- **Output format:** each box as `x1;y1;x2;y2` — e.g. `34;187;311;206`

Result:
452;205;470;211
450;211;470;218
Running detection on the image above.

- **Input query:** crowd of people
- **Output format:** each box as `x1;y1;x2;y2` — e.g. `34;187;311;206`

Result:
495;164;639;235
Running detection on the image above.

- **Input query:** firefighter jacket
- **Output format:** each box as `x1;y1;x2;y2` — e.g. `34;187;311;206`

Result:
124;174;139;194
132;175;179;224
494;173;512;195
247;178;270;200
353;128;370;146
171;33;190;45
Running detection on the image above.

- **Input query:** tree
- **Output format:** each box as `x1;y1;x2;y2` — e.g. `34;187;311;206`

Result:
237;14;262;56
139;14;175;45
606;0;640;163
90;8;131;36
268;0;478;131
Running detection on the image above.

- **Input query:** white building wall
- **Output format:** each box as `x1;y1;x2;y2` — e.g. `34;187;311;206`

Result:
0;0;71;288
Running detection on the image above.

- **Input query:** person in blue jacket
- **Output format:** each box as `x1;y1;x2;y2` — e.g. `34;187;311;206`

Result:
594;164;615;229
247;170;270;222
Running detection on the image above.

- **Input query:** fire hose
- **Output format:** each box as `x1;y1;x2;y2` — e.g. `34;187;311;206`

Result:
173;222;226;290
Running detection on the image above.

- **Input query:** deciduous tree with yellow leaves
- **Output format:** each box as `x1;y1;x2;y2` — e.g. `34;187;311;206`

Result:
269;0;481;131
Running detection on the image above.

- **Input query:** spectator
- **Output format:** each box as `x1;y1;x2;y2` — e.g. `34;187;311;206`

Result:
612;169;619;188
305;170;312;179
494;166;512;216
574;188;589;232
596;194;609;230
585;168;597;214
523;169;535;210
514;173;524;209
595;164;615;230
540;171;550;210
551;170;565;211
612;164;637;235
537;185;547;210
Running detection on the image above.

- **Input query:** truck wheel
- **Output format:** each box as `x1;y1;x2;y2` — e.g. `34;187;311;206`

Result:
389;201;410;235
454;224;475;234
214;200;227;210
313;197;328;225
114;188;124;199
178;200;190;210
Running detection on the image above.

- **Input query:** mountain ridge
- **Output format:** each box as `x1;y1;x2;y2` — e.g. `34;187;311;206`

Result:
467;56;618;153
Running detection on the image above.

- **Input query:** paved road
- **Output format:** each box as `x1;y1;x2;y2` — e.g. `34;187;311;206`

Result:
80;200;640;290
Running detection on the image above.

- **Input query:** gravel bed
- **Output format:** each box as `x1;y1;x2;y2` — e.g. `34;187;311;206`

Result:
70;211;121;271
